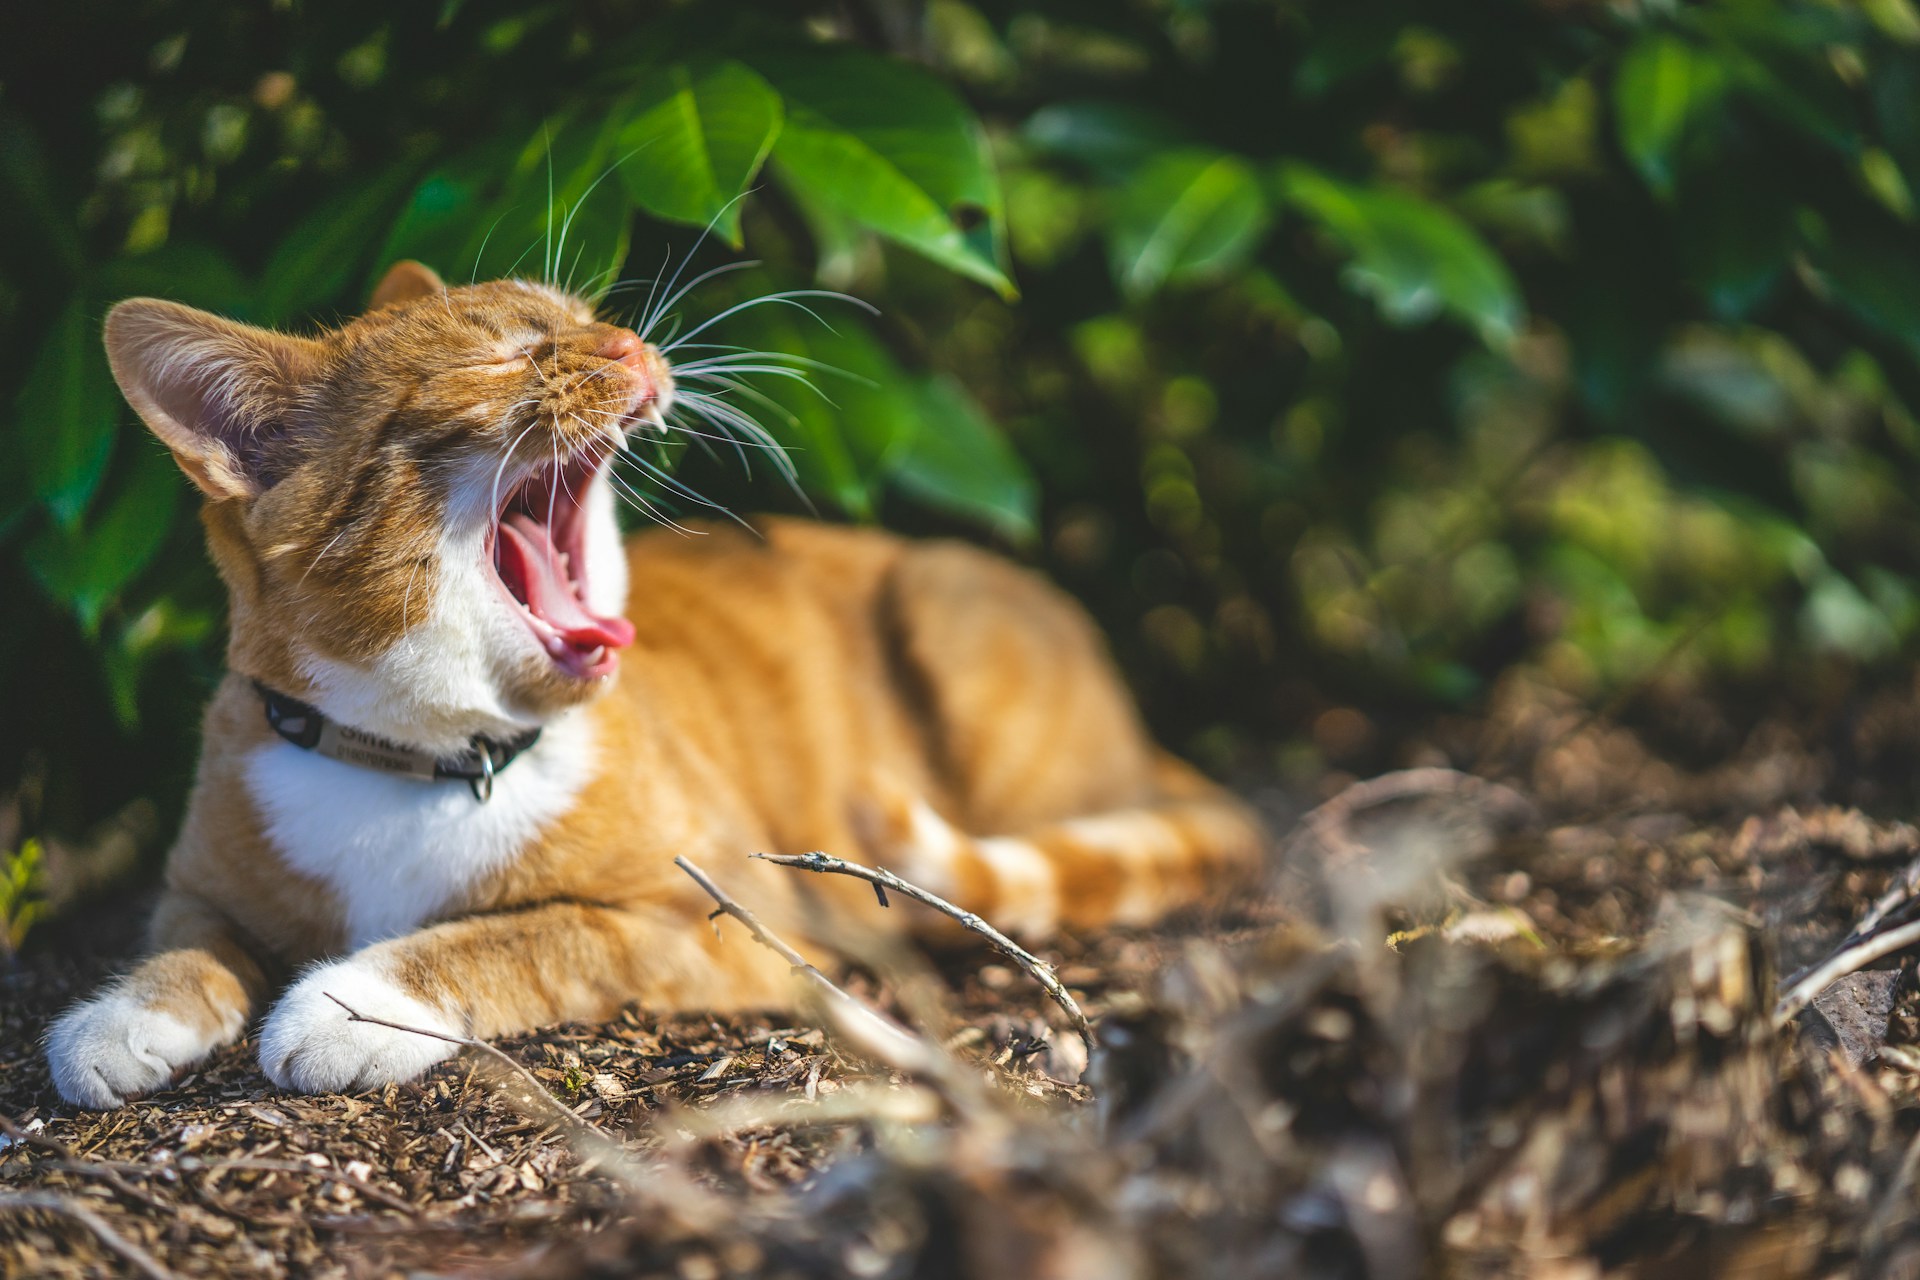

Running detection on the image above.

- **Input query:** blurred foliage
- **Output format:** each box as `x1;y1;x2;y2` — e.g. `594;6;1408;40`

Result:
0;838;46;957
7;0;1920;849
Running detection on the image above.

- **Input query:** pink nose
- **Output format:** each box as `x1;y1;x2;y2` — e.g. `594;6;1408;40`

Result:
595;327;646;367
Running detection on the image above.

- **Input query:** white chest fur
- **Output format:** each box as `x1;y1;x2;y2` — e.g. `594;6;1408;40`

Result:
244;709;596;949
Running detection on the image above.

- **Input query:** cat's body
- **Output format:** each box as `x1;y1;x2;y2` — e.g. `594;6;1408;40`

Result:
44;263;1265;1109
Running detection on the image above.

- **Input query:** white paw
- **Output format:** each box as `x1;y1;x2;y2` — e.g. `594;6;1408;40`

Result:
45;989;219;1109
258;957;460;1093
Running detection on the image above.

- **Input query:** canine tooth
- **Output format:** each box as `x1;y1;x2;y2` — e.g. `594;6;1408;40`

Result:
586;646;605;664
639;406;666;433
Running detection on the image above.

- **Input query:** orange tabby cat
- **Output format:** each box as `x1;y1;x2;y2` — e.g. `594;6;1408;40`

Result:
44;261;1267;1108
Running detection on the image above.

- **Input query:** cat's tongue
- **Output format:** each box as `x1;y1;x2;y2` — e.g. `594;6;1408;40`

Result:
496;514;636;651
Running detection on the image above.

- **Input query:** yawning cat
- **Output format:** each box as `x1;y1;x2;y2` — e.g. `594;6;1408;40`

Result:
43;260;1267;1108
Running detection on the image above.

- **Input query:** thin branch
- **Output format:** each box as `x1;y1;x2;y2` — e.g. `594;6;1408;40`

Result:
673;856;953;1081
754;850;1095;1055
1774;916;1920;1026
0;1190;177;1280
321;994;626;1171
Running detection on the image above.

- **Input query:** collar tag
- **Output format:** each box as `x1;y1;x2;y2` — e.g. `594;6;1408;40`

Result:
314;719;440;781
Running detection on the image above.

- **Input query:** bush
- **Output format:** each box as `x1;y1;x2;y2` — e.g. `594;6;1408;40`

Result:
5;0;1920;843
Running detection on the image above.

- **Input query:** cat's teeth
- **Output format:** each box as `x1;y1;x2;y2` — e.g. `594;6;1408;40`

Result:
585;646;605;665
639;406;666;434
545;636;566;658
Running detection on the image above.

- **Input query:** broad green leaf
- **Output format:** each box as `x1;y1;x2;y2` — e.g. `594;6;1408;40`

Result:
1278;165;1523;346
691;295;918;518
17;296;120;530
379;118;631;292
1109;149;1270;301
24;443;181;635
617;60;782;247
753;48;1013;297
258;156;424;322
891;376;1037;542
1614;35;1727;198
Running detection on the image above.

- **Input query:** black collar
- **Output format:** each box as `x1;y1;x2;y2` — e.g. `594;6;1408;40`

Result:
254;682;540;802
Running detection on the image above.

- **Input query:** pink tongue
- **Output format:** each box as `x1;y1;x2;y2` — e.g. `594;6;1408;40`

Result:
497;514;636;650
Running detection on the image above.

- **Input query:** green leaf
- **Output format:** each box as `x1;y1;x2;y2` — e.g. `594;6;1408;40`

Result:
258;156;424;322
17;296;120;529
24;443;181;635
379;117;631;292
753;47;1013;298
1278;165;1523;346
891;376;1037;541
617;60;782;247
1614;34;1727;198
1109;149;1270;301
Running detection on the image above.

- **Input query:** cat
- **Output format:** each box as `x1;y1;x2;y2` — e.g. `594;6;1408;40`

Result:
43;260;1268;1108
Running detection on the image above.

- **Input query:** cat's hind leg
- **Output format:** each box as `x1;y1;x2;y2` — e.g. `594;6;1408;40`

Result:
45;892;271;1108
874;756;1267;940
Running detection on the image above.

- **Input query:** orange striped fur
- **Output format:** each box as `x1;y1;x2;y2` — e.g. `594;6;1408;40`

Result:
43;262;1267;1107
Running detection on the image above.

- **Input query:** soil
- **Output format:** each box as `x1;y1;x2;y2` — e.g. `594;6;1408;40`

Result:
9;671;1920;1277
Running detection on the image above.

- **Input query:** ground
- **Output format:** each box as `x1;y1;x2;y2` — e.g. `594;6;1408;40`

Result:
8;672;1920;1277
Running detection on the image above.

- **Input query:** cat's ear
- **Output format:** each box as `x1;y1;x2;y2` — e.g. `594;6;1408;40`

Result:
370;260;446;310
103;299;323;501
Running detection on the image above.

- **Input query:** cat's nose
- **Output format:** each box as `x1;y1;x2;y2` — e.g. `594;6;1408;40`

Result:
593;326;647;368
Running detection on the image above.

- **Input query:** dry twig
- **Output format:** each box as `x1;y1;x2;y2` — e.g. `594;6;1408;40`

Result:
1774;917;1920;1026
673;856;955;1083
321;994;631;1174
754;849;1096;1054
0;1190;177;1280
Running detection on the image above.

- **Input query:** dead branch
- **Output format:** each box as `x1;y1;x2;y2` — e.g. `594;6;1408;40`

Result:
0;1190;177;1280
321;994;629;1172
754;849;1096;1055
1773;916;1920;1026
673;856;957;1084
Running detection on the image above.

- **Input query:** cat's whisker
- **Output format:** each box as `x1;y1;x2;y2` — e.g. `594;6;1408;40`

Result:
470;209;516;284
662;290;878;355
672;393;809;499
638;261;761;343
681;376;813;434
616;450;754;533
298;525;354;589
542;126;557;284
489;420;545;520
635;193;756;339
626;247;674;336
606;469;703;537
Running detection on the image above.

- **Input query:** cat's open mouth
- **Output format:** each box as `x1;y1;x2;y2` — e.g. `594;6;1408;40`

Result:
489;452;635;679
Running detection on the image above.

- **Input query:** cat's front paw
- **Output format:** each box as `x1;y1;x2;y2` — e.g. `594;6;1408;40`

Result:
46;989;218;1109
258;958;460;1093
